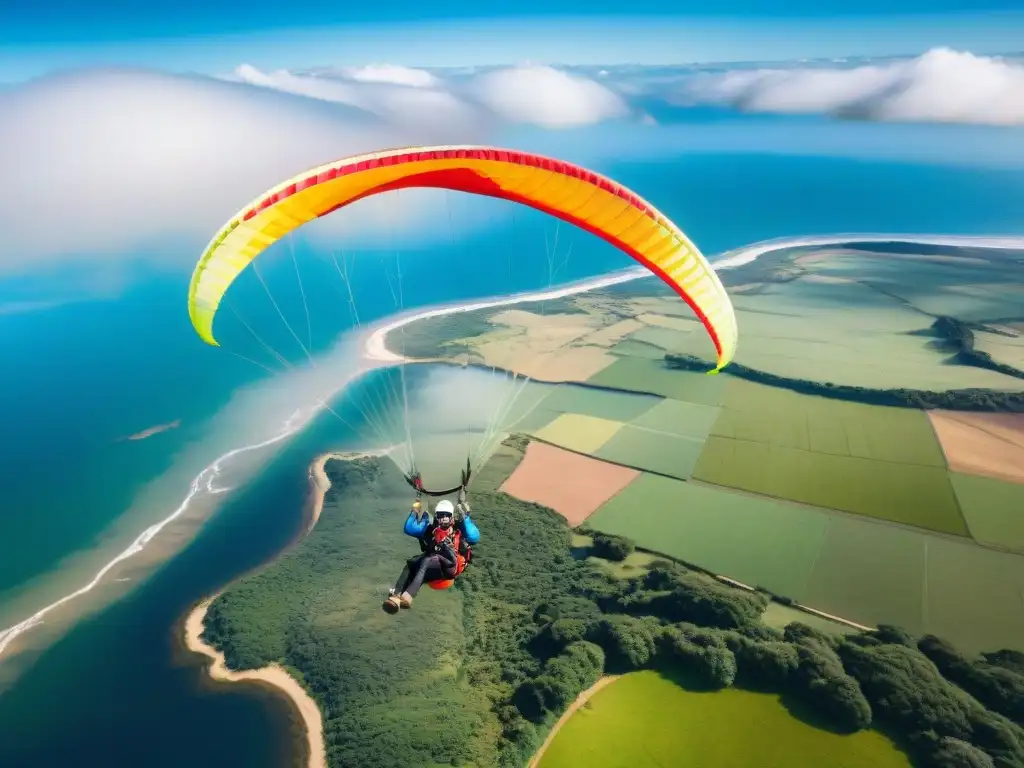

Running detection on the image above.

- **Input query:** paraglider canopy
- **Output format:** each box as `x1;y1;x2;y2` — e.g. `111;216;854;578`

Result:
188;144;738;372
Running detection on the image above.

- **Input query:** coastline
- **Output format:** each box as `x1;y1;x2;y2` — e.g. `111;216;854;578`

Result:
184;597;327;768
4;232;1023;659
183;448;393;768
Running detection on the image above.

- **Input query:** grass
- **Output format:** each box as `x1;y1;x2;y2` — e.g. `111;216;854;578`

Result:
802;516;928;635
922;535;1024;655
386;309;494;359
593;425;706;480
625;324;696;353
607;338;666;360
586;474;829;600
588;550;668;580
950;473;1024;553
692;435;967;536
716;379;947;466
587;357;727;404
761;603;857;637
584;470;1024;654
535;384;661;422
538;671;912;768
509;406;563;433
630;398;722;440
531;413;625;454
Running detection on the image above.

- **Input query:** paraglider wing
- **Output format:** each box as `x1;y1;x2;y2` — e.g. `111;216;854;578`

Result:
188;145;738;370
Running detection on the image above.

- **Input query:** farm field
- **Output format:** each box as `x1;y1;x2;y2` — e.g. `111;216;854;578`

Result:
537;671;912;768
390;242;1024;656
593;425;705;480
586;358;728;403
692;378;967;536
584;470;1024;654
951;473;1024;552
585;474;829;600
499;441;639;526
928;410;1024;485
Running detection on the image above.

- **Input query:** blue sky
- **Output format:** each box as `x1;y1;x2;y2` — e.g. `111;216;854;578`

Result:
2;2;1024;81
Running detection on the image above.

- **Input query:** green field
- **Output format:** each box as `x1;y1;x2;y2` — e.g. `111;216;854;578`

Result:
538;671;912;768
587;357;727;403
715;379;947;466
951;473;1024;552
923;536;1024;654
801;516;928;634
584;471;1024;653
586;474;829;599
535;384;661;422
692;378;966;535
531;413;624;454
607;337;667;359
593;425;705;479
760;603;857;636
629;397;721;440
693;435;966;535
624;324;697;353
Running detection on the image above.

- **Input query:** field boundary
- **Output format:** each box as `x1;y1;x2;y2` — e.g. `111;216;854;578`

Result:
528;675;622;768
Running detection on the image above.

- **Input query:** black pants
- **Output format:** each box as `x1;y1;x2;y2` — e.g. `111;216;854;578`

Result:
393;552;457;598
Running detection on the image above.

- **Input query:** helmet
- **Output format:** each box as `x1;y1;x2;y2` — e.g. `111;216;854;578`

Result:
434;499;455;528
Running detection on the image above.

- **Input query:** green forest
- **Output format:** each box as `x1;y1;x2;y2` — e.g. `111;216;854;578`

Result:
203;436;1024;768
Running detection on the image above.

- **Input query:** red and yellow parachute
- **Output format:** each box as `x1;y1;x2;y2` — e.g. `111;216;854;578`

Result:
188;145;738;371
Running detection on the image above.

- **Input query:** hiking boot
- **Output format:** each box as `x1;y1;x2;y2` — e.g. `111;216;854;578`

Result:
399;592;414;609
382;595;401;614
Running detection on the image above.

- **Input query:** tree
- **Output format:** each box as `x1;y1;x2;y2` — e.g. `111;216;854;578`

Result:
589;615;658;672
929;738;996;768
658;625;738;689
735;641;800;688
512;641;605;722
919;635;1024;725
591;533;635;562
793;641;873;731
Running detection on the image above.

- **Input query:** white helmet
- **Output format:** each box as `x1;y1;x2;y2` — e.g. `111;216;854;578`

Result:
435;499;455;515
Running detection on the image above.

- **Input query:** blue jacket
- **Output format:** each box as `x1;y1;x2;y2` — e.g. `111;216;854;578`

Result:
403;507;480;546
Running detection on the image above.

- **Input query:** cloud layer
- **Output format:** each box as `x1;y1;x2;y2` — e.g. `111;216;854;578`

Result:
0;63;631;270
674;48;1024;126
1;47;1021;274
227;61;630;129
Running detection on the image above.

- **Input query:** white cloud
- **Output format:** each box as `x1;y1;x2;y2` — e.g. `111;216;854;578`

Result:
468;65;629;128
0;67;486;271
673;48;1024;126
230;62;630;130
227;63;483;134
340;64;440;88
0;61;632;277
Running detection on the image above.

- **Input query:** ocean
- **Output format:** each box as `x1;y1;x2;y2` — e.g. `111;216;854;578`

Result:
1;122;1024;764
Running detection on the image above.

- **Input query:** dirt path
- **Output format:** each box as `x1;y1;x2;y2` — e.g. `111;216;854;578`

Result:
528;675;621;768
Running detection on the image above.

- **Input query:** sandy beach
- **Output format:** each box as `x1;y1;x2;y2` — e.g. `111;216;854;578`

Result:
184;597;327;768
182;449;376;768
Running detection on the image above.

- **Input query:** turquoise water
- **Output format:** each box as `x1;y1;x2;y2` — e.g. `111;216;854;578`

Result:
1;133;1024;765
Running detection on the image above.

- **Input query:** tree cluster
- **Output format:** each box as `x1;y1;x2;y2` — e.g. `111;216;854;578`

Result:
665;353;1024;412
589;532;635;561
931;316;1024;382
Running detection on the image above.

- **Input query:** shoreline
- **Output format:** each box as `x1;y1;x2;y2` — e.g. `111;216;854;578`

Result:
4;232;1023;657
183;448;392;768
184;596;327;768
